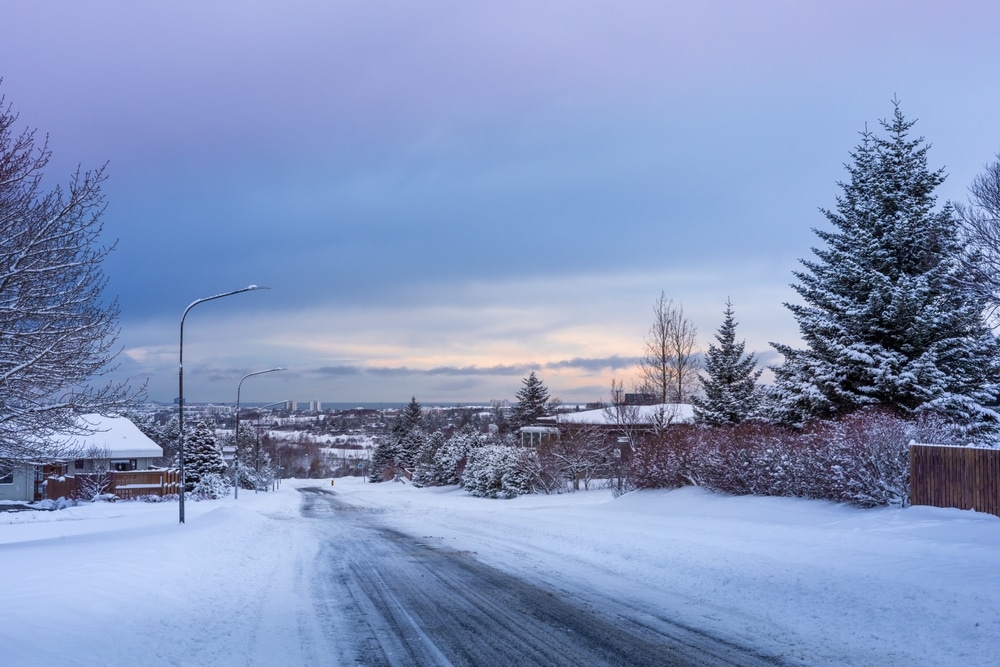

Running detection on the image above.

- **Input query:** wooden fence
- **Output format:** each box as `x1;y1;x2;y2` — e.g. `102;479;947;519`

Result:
909;444;1000;518
45;469;180;501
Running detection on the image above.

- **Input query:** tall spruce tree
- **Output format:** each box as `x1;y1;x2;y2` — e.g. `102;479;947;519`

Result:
693;300;762;425
511;371;551;428
394;396;425;468
369;397;425;481
770;102;1000;435
398;396;423;434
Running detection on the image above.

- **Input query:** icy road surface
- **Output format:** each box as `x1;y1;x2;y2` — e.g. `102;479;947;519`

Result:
298;486;783;666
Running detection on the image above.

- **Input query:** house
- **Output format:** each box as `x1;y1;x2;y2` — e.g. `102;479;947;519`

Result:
0;414;164;503
519;403;695;448
65;414;164;473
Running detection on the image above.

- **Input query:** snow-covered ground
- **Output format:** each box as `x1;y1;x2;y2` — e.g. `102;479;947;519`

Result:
1;478;997;666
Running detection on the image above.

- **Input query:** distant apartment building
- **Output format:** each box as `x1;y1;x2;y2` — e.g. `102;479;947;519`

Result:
624;393;657;406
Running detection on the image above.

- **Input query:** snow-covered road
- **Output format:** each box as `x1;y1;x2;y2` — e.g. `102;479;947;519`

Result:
297;486;780;666
329;478;1000;667
1;477;998;666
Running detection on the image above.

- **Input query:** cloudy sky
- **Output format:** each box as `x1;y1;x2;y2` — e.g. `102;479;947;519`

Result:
3;1;999;406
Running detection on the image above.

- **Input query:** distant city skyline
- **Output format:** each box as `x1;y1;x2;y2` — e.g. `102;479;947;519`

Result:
3;2;999;404
151;399;514;411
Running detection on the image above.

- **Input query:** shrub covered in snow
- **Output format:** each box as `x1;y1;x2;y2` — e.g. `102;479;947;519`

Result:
32;497;77;510
627;425;702;491
77;471;114;502
189;472;231;500
461;445;535;499
135;493;176;503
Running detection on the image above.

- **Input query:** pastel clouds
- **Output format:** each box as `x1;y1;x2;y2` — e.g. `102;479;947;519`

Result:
2;1;998;404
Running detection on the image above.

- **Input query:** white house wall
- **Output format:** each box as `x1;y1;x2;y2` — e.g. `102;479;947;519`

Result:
0;466;34;503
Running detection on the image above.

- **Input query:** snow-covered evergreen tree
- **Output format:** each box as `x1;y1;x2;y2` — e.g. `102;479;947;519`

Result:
462;444;534;498
227;421;268;490
183;421;227;491
367;435;399;482
413;426;504;487
130;413;181;466
693;300;762;425
399;396;423;431
411;430;446;487
394;396;425;467
431;427;484;485
160;416;181;464
368;397;425;481
190;472;230;500
510;372;550;428
770;102;1000;435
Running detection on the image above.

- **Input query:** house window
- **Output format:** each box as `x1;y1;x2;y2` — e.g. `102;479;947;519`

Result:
111;459;137;472
74;459;86;471
0;468;13;484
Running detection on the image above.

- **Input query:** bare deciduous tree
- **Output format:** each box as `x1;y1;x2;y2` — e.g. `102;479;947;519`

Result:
78;446;112;500
535;423;608;492
637;292;700;404
604;377;649;446
0;88;141;469
956;151;1000;322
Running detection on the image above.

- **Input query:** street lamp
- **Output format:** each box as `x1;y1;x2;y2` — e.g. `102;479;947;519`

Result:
178;285;269;524
234;368;285;499
253;400;287;493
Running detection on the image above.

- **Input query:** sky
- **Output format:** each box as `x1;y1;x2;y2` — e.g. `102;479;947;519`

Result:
2;1;1000;405
2;478;998;665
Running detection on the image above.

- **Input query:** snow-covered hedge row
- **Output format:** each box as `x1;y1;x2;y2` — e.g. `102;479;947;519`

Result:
629;410;954;507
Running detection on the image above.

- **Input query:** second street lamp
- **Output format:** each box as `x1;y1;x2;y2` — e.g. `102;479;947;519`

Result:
178;284;269;524
254;400;287;493
234;368;285;499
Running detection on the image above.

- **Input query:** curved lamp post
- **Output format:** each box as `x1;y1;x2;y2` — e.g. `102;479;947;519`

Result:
178;285;269;524
234;368;285;499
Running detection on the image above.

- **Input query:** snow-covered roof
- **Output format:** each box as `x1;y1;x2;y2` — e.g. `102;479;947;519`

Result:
540;403;695;426
65;414;163;459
